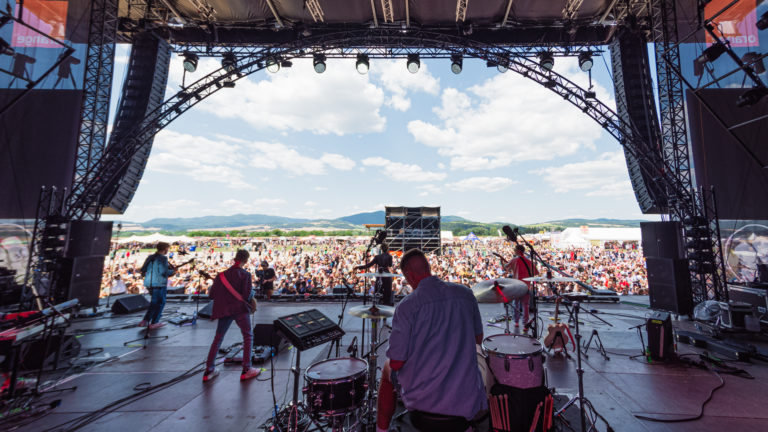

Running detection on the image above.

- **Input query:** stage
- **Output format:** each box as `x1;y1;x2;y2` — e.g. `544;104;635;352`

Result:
9;297;768;432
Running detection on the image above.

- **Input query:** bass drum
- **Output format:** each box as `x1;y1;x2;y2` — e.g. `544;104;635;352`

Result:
482;334;544;389
303;357;368;416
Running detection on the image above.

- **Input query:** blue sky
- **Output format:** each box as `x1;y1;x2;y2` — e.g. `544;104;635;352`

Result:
106;45;655;225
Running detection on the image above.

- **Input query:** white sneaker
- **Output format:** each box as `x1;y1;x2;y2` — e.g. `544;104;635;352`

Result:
203;368;219;383
240;367;261;381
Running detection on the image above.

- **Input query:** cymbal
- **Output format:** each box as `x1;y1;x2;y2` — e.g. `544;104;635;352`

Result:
472;278;529;303
348;304;395;319
357;272;403;278
523;276;579;283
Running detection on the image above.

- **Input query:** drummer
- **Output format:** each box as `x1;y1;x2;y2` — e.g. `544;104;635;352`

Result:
502;244;538;330
377;249;488;432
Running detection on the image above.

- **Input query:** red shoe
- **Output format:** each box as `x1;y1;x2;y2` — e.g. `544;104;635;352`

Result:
240;368;261;381
148;322;166;330
138;320;148;327
203;368;220;383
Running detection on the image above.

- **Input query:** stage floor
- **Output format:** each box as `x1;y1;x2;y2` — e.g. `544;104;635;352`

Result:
9;296;768;432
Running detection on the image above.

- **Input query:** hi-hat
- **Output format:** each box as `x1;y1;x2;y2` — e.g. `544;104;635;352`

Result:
472;278;528;303
357;272;403;278
348;304;395;319
523;276;579;283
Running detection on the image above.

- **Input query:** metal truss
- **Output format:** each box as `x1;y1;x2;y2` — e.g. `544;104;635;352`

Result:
68;28;687;226
306;0;325;23
456;0;469;22
380;0;394;23
650;0;726;302
71;0;119;220
562;0;585;21
175;43;605;59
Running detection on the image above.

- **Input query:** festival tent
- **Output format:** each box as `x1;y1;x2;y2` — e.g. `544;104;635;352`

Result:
441;231;454;239
551;227;641;249
463;232;479;242
117;233;196;244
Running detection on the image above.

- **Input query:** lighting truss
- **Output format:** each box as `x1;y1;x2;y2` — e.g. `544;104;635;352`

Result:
380;0;394;23
68;28;685;228
456;0;469;22
562;0;585;21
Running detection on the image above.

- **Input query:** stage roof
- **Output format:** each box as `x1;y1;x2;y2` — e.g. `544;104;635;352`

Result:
119;0;634;45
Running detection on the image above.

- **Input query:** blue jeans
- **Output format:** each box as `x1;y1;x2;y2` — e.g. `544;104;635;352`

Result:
206;313;253;372
142;287;166;324
513;292;531;324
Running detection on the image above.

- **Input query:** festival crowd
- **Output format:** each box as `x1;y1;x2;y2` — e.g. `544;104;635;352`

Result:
102;237;648;298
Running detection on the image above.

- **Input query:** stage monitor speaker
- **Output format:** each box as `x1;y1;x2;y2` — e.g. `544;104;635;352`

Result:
253;322;290;352
20;334;82;370
758;264;768;284
198;301;214;319
65;221;113;257
647;257;693;315
646;311;674;361
640;221;683;259
59;255;105;307
111;294;150;314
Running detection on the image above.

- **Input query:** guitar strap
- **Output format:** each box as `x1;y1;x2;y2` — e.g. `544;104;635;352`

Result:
219;273;248;307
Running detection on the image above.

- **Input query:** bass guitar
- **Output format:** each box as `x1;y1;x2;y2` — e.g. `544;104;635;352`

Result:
170;258;196;270
543;297;574;351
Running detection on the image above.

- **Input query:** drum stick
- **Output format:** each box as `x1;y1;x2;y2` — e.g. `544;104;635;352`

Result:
503;393;509;431
491;395;499;429
495;395;503;430
529;402;543;432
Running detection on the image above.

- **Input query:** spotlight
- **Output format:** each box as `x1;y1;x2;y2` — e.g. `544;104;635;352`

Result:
266;57;280;73
182;52;198;72
538;52;554;70
313;53;326;73
758;11;768;30
450;55;462;74
736;86;768;107
578;52;593;72
356;54;369;74
407;54;420;74
741;52;766;74
0;37;14;56
496;62;508;73
696;43;726;64
221;53;237;73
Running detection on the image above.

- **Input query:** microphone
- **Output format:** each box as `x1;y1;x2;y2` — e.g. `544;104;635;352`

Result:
502;225;517;242
347;336;359;357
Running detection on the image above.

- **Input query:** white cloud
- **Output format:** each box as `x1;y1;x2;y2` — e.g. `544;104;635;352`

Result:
314;186;328;191
362;157;447;182
372;59;440;111
148;130;254;189
447;177;517;192
170;57;387;135
535;152;634;197
304;201;318;207
407;58;614;171
248;141;355;175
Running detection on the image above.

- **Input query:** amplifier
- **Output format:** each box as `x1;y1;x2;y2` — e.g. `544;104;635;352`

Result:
728;284;768;325
273;309;344;351
717;301;758;331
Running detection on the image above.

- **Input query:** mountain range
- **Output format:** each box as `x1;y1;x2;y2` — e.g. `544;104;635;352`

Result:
120;211;651;232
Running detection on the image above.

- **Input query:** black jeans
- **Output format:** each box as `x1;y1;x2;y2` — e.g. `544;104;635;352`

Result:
411;410;470;432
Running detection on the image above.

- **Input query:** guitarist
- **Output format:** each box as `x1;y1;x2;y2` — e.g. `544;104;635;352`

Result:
203;249;261;383
502;244;538;330
139;242;176;329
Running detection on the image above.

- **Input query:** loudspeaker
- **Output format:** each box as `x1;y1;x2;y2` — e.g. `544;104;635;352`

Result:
640;221;683;259
646;311;674;361
65;221;113;257
198;301;214;319
757;264;768;284
647;257;693;315
111;294;150;314
253;322;290;352
59;255;105;307
20;334;81;370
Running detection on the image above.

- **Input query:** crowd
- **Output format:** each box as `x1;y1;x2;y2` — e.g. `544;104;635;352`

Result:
101;237;649;298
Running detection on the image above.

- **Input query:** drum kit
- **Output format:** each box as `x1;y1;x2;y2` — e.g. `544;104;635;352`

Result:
299;272;399;432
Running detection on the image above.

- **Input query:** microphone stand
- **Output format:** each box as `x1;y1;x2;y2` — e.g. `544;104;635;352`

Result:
327;278;355;359
359;231;378;358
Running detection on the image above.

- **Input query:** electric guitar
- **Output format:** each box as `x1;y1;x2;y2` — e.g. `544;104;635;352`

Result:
543;298;574;350
170;258;196;270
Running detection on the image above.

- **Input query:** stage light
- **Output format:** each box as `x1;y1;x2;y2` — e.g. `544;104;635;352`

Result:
696;43;726;64
356;54;369;74
313;54;326;73
736;86;768;107
450;55;462;74
578;52;593;72
280;60;293;68
758;11;768;30
538;52;554;70
496;62;508;73
0;38;14;56
407;54;420;73
741;52;766;74
221;53;237;73
266;57;280;73
182;52;198;72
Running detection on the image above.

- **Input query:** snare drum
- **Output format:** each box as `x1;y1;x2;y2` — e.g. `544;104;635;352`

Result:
482;334;544;389
303;357;368;416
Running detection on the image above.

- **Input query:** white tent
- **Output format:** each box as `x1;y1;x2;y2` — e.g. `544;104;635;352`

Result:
551;227;641;249
117;233;197;244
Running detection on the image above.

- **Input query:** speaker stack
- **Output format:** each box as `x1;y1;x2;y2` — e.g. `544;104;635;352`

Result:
640;222;693;315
